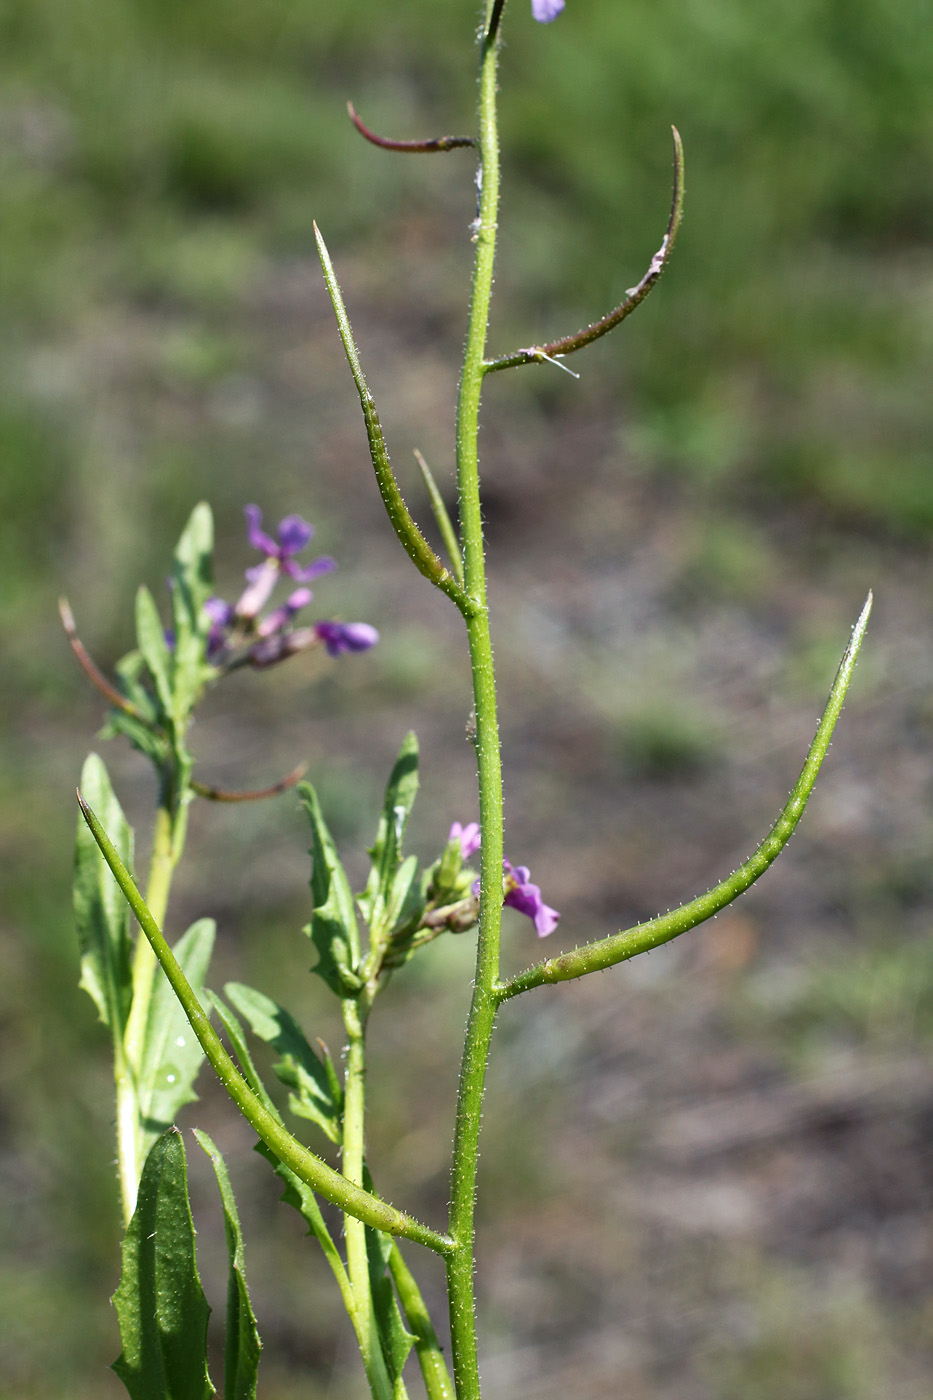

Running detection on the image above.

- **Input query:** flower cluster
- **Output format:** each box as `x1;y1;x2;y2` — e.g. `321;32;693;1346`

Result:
206;506;378;670
450;821;560;937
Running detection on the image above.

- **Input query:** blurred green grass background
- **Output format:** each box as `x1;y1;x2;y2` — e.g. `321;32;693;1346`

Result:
1;0;932;1396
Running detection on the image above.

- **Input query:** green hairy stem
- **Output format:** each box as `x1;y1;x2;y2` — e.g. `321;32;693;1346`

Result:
78;792;454;1259
499;592;872;1000
443;9;510;1398
68;1;876;1395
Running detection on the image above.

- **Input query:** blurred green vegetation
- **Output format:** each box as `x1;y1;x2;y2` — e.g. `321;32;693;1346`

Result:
1;0;931;1396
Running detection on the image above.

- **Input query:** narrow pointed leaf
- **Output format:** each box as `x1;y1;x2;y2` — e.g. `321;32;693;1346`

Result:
194;1131;261;1400
112;1127;214;1400
112;651;161;725
74;753;134;1038
135;585;174;723
137;920;215;1156
300;781;362;995
367;1225;416;1384
359;733;419;939
224;982;341;1142
414;450;464;586
384;855;421;936
170;504;215;724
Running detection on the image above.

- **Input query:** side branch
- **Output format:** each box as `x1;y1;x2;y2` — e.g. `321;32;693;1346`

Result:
59;597;147;720
485;126;684;374
191;763;307;803
77;790;456;1258
314;223;475;618
348;102;475;153
498;592;872;1000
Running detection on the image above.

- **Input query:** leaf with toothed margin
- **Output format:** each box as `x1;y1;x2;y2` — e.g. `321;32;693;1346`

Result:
224;982;342;1143
74;753;134;1043
112;1128;214;1400
300;781;362;996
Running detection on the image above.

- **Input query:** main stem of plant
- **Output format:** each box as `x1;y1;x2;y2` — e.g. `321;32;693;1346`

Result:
343;995;397;1400
116;782;185;1225
446;12;505;1398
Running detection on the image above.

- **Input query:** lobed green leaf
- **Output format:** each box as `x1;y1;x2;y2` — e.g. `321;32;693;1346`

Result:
224;982;341;1143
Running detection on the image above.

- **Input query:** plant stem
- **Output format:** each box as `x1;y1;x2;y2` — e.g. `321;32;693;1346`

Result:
80;792;455;1252
115;780;185;1225
447;10;505;1397
343;997;396;1400
389;1246;457;1400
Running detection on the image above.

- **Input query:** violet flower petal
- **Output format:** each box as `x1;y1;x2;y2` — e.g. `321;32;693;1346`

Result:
244;504;279;557
204;597;235;627
504;880;560;937
314;621;379;656
449;821;482;860
235;558;279;620
255;586;313;639
532;0;565;21
503;857;560;937
276;513;314;556
283;554;337;584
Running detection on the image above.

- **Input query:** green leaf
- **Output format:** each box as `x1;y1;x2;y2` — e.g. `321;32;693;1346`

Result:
103;707;172;768
135;585;175;724
224;982;341;1143
300;782;362;996
112;1127;214;1400
113;651;162;725
74;753;134;1040
194;1130;261;1400
208;998;347;1289
208;992;281;1121
137;920;215;1158
367;1223;416;1383
208;1001;346;1276
170;504;215;725
256;1140;341;1255
358;732;419;939
384;854;422;937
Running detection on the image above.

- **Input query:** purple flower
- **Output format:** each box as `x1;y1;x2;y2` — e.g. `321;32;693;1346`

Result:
314;621;380;657
449;821;482;860
532;0;565;21
203;505;378;672
503;860;560;938
453;822;560;937
244;505;336;585
255;587;313;639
